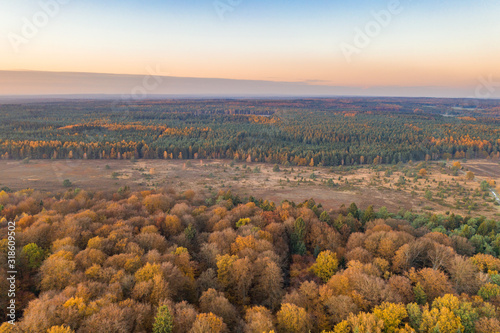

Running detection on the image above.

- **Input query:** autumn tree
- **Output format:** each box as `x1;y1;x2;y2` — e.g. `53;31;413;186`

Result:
189;313;227;333
411;268;454;302
199;289;238;329
420;305;463;333
323;295;359;327
251;257;283;310
0;323;20;333
244;306;275;333
40;251;76;291
336;311;384;333
373;302;407;332
216;254;252;305
311;250;339;282
276;303;310;333
47;326;75;333
475;317;500;333
143;194;173;214
165;301;198;333
448;255;481;294
165;215;183;236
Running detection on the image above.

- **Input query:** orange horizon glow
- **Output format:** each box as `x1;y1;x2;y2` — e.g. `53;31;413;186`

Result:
1;0;499;96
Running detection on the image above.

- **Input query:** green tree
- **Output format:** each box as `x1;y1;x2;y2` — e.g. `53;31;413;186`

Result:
425;190;433;200
184;224;197;241
21;243;46;269
319;211;331;224
376;206;390;219
153;305;174;333
480;180;489;191
407;303;422;331
414;283;427;305
348;202;359;219
362;205;375;223
291;217;307;255
478;283;500;301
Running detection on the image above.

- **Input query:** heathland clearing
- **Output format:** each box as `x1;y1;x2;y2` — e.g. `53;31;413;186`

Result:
2;158;498;218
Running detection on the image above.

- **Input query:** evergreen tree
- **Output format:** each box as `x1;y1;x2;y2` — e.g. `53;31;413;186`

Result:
153;306;174;333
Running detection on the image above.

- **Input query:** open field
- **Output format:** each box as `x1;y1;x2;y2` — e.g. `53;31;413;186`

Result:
1;158;499;217
462;160;500;179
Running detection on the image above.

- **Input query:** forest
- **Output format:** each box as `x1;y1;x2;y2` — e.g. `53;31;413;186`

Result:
2;186;500;332
1;98;500;332
1;98;500;166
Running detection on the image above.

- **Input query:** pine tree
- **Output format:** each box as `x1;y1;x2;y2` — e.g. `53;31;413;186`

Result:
291;217;307;255
152;305;174;333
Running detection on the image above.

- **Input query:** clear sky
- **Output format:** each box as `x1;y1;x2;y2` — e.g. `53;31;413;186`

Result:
1;0;499;96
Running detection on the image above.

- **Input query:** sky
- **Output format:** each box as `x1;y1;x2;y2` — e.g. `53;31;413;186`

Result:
1;0;500;97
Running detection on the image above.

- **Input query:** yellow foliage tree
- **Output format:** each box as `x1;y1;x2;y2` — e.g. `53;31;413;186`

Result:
0;322;21;333
134;262;162;282
345;312;384;333
40;251;76;290
190;313;227;333
63;297;98;317
332;321;350;333
327;274;350;295
216;254;238;289
231;235;257;255
470;253;500;272
420;306;463;333
47;326;75;333
174;246;188;255
431;294;460;312
311;250;339;282
276;303;309;333
165;215;182;235
174;247;195;279
244;306;275;333
373;302;408;333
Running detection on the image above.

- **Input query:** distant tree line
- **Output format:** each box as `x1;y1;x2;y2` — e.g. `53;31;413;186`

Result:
0;99;499;166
